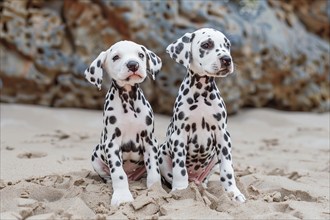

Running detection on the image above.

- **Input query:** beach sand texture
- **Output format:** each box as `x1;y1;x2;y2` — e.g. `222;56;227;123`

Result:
1;104;329;219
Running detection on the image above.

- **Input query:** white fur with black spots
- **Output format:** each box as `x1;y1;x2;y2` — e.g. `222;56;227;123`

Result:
159;28;246;202
85;41;162;206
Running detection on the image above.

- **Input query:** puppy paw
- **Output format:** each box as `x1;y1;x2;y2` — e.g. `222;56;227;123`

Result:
146;175;161;188
111;189;134;206
234;193;246;203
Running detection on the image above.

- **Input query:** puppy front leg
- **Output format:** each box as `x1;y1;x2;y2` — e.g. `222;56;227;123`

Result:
143;135;161;188
104;138;133;206
170;134;189;191
218;130;246;202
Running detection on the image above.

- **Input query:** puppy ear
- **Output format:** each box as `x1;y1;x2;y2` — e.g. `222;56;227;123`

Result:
166;32;195;68
141;46;162;80
84;50;108;90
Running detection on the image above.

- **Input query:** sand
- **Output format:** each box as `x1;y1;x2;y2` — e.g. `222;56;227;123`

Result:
1;103;329;219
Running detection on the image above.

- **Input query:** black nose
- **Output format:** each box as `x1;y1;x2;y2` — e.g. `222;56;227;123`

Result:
220;56;232;67
127;61;139;72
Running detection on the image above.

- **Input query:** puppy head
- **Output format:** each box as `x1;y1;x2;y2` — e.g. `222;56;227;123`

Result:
85;41;162;89
166;28;233;77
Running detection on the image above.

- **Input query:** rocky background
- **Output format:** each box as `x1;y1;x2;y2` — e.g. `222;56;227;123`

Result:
0;0;329;114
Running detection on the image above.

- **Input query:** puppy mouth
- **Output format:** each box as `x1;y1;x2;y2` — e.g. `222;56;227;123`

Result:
124;73;144;81
206;68;232;77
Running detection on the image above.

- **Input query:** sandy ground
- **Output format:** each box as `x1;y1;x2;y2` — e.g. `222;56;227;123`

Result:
1;103;329;219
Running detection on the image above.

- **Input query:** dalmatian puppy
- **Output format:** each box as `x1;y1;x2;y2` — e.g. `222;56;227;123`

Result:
159;28;246;202
84;41;162;206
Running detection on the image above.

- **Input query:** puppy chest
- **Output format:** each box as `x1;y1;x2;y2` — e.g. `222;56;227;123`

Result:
104;102;152;136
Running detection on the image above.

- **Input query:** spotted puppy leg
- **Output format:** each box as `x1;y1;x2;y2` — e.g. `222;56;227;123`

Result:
218;130;246;202
91;144;111;183
104;138;134;206
143;135;161;187
169;135;189;191
158;142;174;186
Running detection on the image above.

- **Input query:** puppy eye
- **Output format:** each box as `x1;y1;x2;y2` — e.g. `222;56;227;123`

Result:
201;41;214;50
112;55;120;61
138;53;144;59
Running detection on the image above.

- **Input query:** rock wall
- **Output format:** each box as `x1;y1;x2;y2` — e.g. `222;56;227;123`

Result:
1;0;329;114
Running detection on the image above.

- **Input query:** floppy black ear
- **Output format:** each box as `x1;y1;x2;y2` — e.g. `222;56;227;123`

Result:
84;51;107;90
166;32;195;68
141;46;162;80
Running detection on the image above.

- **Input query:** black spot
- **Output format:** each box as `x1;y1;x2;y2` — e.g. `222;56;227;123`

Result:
213;113;222;121
209;93;216;100
204;99;211;106
220;177;225;182
119;176;123;180
178;111;185;120
192;123;197;132
115;161;121;167
183;88;189;95
182;36;190;43
175;42;184;54
194;164;200;170
109;116;116;124
222;147;228;156
185;51;189;59
185;124;190;132
189;105;197;110
193;92;200;101
97;78;102;85
199;49;205;58
146;115;152;125
115;127;121;137
181;169;186;176
196;82;202;89
199;145;205;154
152;146;157;153
90;66;95;74
222;111;226;118
90;77;95;82
122;93;128;102
187;97;194;104
179;160;184;167
224;133;228;142
227;174;232;179
159;157;163;164
97;60;101;67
